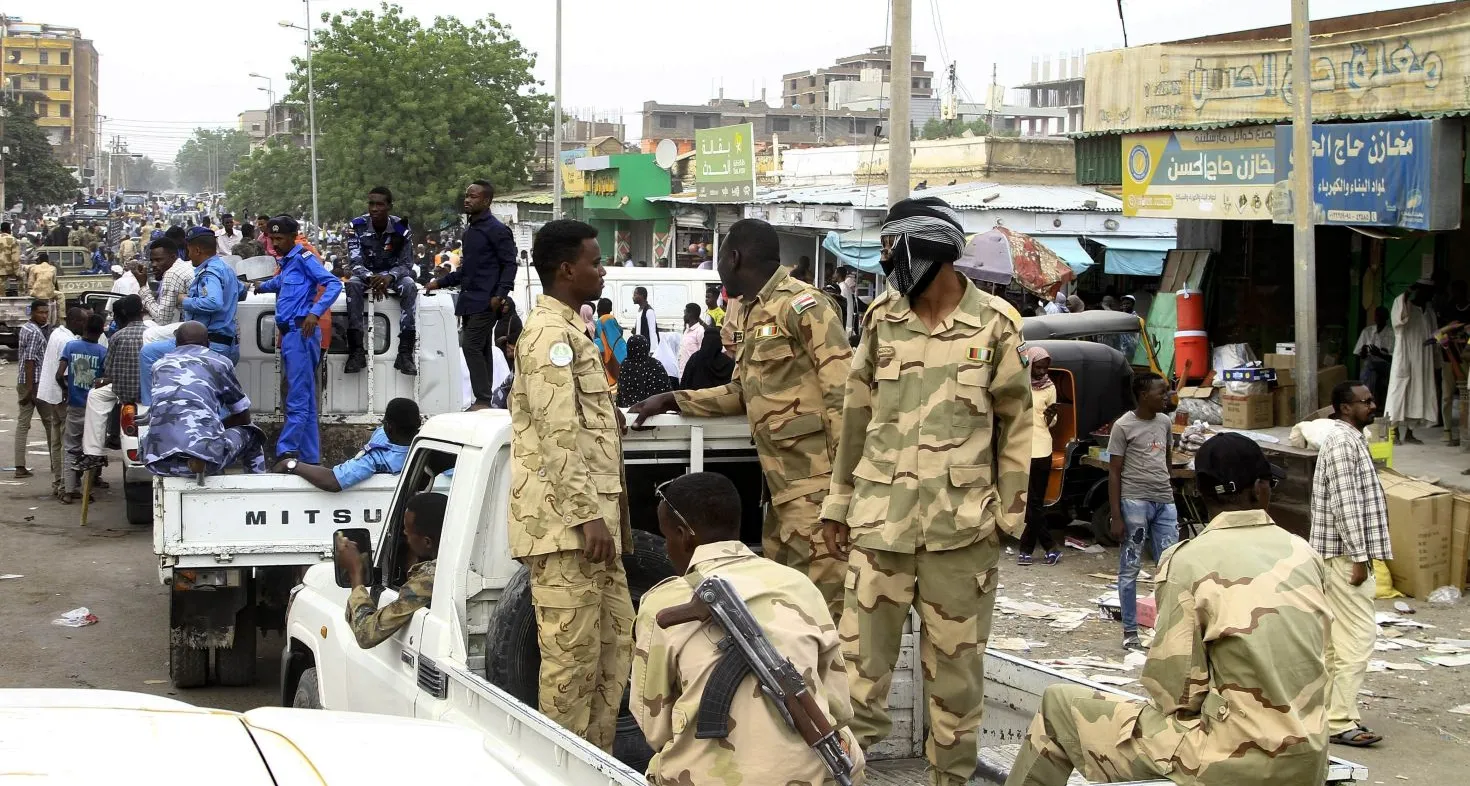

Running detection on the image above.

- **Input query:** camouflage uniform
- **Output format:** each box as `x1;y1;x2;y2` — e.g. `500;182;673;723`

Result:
719;297;742;355
345;559;435;648
510;294;635;752
27;261;56;301
138;344;266;476
822;279;1032;786
633;541;866;786
0;231;19;280
677;268;852;621
1005;509;1331;786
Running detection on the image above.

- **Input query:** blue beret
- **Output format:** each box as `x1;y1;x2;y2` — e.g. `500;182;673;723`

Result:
185;226;215;242
269;215;300;235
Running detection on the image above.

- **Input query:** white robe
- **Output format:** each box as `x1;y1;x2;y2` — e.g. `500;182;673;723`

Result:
1386;293;1439;426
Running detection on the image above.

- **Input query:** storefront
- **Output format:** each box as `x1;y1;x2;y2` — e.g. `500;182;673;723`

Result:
576;153;673;265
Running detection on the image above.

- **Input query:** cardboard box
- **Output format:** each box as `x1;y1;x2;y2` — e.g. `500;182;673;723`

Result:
1273;385;1299;425
1263;354;1297;386
1276;343;1297;354
1178;386;1216;399
1316;365;1348;408
1453;494;1470;591
1380;472;1454;599
1222;367;1278;383
1222;394;1273;429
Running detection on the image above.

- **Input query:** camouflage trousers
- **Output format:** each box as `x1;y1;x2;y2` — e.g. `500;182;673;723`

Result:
764;490;846;624
842;537;1000;786
527;548;635;752
1004;685;1169;786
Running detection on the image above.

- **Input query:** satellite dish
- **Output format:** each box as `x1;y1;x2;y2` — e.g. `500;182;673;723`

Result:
655;138;678;169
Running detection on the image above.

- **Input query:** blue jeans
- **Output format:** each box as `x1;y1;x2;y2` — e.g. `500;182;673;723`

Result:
1118;499;1179;635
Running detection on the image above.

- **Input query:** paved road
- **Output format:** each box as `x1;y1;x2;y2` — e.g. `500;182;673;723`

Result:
0;364;275;710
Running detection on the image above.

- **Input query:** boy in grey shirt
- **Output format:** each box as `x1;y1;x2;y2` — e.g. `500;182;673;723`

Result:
1106;372;1177;651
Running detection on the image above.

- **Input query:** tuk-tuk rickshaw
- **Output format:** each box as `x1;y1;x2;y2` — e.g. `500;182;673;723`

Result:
1020;311;1163;543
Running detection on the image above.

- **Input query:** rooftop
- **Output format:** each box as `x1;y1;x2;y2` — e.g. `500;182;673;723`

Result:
651;181;1120;213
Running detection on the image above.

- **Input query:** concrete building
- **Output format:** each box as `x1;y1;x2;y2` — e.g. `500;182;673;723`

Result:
0;17;99;169
781;45;933;109
1014;51;1086;135
237;102;307;149
776;134;1078;189
640;94;886;153
238;110;269;145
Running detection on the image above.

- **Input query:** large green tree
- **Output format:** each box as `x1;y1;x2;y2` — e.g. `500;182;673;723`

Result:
120;156;171;192
224;140;311;218
281;2;550;224
1;99;77;208
175;128;252;193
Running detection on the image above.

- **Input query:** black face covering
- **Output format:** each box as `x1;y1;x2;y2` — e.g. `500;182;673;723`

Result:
879;197;966;299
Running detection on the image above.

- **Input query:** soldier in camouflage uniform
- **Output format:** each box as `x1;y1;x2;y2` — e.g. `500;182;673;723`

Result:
139;322;266;477
633;472;865;786
510;219;635;752
630;219;852;622
1005;433;1331;786
338;492;447;648
821;197;1033;786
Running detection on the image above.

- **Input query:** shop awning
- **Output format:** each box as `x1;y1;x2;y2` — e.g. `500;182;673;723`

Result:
1033;236;1097;275
822;227;884;274
1093;237;1176;276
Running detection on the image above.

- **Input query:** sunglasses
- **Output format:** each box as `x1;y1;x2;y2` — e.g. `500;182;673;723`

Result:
655;480;695;536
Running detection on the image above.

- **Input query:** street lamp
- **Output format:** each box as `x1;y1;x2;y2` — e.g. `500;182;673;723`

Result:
248;73;274;137
280;0;319;231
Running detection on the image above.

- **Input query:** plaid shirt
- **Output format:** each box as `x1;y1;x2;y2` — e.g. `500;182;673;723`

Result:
18;320;47;386
1310;418;1392;562
140;258;195;325
104;321;148;404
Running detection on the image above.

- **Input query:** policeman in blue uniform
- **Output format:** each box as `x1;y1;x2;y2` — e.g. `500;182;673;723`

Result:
139;322;266;476
181;226;245;364
272;397;420;491
256;215;343;464
345;186;417;376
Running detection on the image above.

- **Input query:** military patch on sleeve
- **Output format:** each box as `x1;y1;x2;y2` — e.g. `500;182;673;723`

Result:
755;325;779;339
876;345;896;362
548;342;574;367
732;330;745;343
791;293;819;314
968;346;994;364
1018;348;1030;368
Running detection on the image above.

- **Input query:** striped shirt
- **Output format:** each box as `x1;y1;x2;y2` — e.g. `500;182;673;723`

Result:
18;321;46;385
1309;418;1392;562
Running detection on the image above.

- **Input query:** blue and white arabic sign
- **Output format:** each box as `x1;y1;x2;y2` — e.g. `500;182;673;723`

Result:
1274;119;1461;231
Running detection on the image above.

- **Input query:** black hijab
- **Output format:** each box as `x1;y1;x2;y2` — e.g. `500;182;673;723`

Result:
681;327;735;390
616;334;673;406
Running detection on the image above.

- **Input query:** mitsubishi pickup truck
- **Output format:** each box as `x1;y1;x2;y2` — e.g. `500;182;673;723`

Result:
281;410;1368;785
151;290;469;688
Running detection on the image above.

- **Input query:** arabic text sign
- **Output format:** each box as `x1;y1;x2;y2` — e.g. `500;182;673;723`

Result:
1085;7;1469;133
1274;119;1460;230
695;123;756;204
1123;126;1278;220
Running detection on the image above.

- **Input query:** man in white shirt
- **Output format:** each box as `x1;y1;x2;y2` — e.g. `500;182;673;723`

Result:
215;213;241;256
1355;306;1394;436
110;264;142;297
37;306;84;498
677;302;705;377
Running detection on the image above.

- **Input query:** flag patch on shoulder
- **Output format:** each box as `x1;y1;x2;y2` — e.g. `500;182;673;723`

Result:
791;293;818;314
968;347;994;363
756;325;779;338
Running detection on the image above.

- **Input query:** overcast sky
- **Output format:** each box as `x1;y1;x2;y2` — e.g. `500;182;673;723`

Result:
26;0;1427;161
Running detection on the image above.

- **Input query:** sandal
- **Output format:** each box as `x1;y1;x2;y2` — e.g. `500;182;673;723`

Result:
1017;553;1035;566
57;492;74;505
1329;725;1382;747
1044;550;1061;565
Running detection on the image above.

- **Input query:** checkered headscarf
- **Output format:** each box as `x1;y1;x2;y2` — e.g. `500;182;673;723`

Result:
880;197;966;295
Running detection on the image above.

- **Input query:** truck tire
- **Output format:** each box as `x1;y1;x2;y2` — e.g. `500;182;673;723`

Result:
292;667;322;709
486;529;674;771
170;634;209;689
215;599;258;687
124;481;151;527
1090;502;1118;547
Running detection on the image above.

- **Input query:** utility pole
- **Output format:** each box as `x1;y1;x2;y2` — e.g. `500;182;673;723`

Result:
1290;0;1318;421
551;0;563;219
889;0;912;205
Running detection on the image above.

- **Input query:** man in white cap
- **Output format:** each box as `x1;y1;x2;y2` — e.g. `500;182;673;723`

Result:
110;263;141;296
1385;279;1439;444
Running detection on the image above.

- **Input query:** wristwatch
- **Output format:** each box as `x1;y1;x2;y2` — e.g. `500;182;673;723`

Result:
285;459;299;473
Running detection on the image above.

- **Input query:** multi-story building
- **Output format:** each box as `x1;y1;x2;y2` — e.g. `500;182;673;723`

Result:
0;17;99;169
781;45;933;110
238;109;269;145
641;92;886;153
1014;51;1086;135
237;102;307;149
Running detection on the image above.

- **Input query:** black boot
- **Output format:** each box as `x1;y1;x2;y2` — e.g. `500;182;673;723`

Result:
395;330;418;376
344;329;367;373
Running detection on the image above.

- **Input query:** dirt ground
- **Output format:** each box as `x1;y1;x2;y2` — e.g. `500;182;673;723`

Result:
993;527;1470;782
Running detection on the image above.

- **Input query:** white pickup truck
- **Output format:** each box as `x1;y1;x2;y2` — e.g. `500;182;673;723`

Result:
282;410;1367;785
147;291;469;687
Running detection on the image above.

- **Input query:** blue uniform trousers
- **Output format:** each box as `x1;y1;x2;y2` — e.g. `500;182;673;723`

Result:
277;321;322;464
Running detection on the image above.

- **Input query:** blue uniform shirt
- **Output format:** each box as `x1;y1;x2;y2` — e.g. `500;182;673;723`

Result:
257;243;344;324
182;255;244;338
331;426;410;490
346;214;413;278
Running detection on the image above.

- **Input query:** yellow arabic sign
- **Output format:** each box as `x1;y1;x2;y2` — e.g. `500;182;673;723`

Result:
1085;7;1468;133
1123;126;1279;220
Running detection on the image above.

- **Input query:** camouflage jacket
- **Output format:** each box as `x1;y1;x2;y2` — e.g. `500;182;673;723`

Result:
0;233;18;269
509;295;632;559
820;277;1033;552
633;541;864;786
139;345;251;470
1137;509;1330;784
345;559;435;648
677;268;851;508
27;262;56;300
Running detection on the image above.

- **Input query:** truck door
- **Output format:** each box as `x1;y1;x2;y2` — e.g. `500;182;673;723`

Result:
344;441;460;717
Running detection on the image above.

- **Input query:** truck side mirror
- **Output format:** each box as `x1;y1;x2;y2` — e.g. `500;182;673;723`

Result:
332;527;373;589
